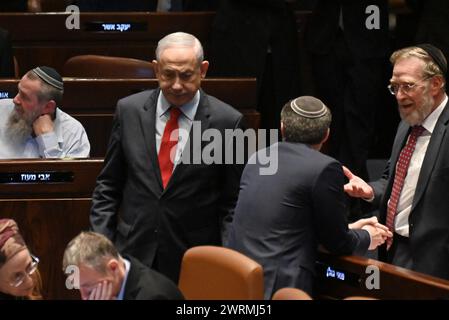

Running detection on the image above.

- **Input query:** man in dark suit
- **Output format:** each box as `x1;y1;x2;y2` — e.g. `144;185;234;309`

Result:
69;0;158;11
227;96;391;299
208;0;301;131
0;28;14;78
0;1;27;11
90;32;245;283
305;0;391;191
63;232;183;300
344;44;449;279
411;0;449;86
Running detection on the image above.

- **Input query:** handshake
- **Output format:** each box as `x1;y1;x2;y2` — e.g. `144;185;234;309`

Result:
349;216;393;250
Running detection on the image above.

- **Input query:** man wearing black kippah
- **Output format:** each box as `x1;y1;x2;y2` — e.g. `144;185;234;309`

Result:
0;66;90;158
344;44;449;281
227;96;391;299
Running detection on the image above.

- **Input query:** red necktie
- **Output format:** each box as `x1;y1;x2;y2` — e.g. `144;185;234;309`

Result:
386;125;425;249
158;107;182;188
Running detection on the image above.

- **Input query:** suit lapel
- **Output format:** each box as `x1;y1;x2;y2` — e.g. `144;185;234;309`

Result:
165;90;211;189
140;89;164;191
412;102;449;210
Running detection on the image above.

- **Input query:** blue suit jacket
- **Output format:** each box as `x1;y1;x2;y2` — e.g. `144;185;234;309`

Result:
227;142;370;299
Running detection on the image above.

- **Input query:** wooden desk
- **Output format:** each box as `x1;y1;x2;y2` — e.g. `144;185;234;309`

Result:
315;251;449;299
0;159;103;300
0;78;259;157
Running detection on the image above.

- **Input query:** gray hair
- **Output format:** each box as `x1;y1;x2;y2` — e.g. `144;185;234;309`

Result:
281;100;332;144
62;232;120;274
155;32;204;65
25;70;63;107
391;46;446;89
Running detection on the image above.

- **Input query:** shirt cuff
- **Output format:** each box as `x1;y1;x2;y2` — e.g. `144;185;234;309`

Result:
35;132;59;157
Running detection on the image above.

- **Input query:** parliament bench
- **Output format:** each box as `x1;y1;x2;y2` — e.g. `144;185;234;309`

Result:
3;158;449;300
315;251;449;299
0;159;103;299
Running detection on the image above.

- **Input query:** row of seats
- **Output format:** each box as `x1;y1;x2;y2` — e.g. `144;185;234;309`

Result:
11;54;155;79
63;55;155;78
178;246;373;300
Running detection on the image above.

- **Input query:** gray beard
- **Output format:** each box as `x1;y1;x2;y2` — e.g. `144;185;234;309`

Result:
6;106;33;144
400;88;435;126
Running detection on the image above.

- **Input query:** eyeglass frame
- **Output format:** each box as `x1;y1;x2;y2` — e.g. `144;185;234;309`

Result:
387;76;433;96
8;254;39;288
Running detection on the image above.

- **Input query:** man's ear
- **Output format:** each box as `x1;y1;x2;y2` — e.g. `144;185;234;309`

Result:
200;60;209;78
431;75;445;94
43;100;56;115
152;60;159;77
321;128;330;145
280;121;285;139
107;259;119;273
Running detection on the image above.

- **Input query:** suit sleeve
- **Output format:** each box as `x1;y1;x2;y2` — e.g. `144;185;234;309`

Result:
90;103;126;240
312;161;370;255
219;114;247;243
0;28;14;77
369;159;391;208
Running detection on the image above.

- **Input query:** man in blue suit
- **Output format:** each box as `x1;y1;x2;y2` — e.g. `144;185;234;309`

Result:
227;96;391;299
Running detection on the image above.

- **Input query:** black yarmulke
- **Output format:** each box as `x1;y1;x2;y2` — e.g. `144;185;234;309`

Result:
416;43;448;75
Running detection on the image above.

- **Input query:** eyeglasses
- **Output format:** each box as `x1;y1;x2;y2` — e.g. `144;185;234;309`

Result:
9;254;39;288
387;77;431;95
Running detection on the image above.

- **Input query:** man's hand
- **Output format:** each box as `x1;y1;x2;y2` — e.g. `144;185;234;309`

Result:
349;216;379;229
88;281;114;300
362;224;393;250
343;166;374;199
33;114;54;136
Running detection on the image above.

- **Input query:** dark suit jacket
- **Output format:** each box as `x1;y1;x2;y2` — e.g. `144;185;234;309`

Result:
0;1;27;11
183;0;218;10
123;255;183;300
208;0;299;86
208;0;300;130
91;88;245;283
227;142;370;299
371;101;449;280
72;0;157;11
305;0;389;59
412;0;449;85
0;28;14;78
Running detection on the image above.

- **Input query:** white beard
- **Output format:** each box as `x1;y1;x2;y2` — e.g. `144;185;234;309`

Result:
6;105;33;144
400;87;435;126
